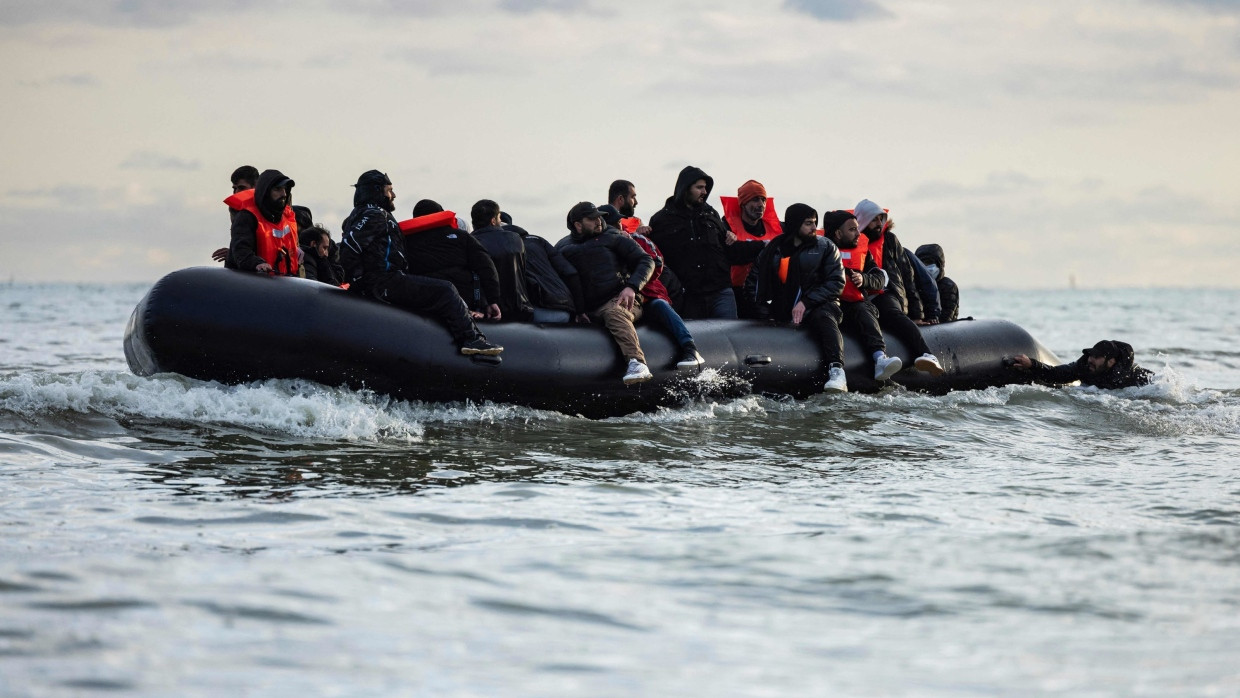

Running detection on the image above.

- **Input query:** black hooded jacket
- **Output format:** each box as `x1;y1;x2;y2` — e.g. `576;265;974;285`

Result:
473;224;534;321
339;184;405;291
403;220;501;311
864;225;918;317
648;166;765;298
1025;351;1154;390
556;225;655;311
745;206;846;322
510;225;585;314
916;243;959;322
227;169;294;272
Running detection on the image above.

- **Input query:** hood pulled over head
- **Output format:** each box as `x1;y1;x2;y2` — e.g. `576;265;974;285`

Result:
352;170;393;210
255;169;294;223
853;199;885;237
671;165;713;208
915;243;946;278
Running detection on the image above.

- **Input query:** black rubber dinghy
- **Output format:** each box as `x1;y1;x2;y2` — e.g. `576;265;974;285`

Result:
125;268;1059;418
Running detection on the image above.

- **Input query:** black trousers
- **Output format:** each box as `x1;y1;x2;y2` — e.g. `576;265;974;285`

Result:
368;274;480;344
871;292;930;356
840;300;887;356
804;303;845;367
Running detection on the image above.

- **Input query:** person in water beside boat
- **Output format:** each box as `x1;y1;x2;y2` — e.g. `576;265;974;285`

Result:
1007;340;1153;389
339;170;502;357
224;168;300;276
721;179;783;319
747;204;852;392
599;206;705;370
817;209;905;386
649;166;765;319
853;199;945;375
557;202;657;385
402;199;502;321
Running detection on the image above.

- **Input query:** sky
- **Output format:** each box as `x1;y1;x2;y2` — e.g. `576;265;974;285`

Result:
0;0;1237;288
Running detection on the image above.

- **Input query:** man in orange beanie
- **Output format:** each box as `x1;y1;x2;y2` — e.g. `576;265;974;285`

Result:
721;179;782;318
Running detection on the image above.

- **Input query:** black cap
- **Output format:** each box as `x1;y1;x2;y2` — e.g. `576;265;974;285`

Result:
353;170;391;188
1083;340;1133;363
566;201;603;230
500;211;513;225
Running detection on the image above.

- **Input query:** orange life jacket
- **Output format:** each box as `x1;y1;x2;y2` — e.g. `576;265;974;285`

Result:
223;188;299;276
618;216;642;233
720;196;782;287
838;234;868;302
399;210;459;235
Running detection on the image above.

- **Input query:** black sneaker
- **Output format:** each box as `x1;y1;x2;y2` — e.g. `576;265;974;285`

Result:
460;336;503;356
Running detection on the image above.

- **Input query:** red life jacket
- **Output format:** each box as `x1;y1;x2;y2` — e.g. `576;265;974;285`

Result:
399;210;459;235
618;216;642;233
837;235;868;302
223;188;299;276
720;196;781;287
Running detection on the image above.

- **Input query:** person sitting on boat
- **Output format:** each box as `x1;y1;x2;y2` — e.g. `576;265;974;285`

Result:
600;206;704;370
402;199;502;321
601;180;684;309
816;210;905;387
916;243;959;323
720;179;782;319
299;225;341;286
224;168;299;276
214;165;259;264
501;212;588;324
649;166;766;319
1007;340;1153;389
902;244;942;325
339;170;501;357
557;202;657;385
471;199;535;322
746;205;850;393
854;199;945;375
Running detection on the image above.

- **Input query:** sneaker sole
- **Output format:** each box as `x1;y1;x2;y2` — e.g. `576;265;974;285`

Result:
623;373;653;385
461;347;503;356
914;358;945;376
875;358;902;381
676;360;704;370
823;384;848;393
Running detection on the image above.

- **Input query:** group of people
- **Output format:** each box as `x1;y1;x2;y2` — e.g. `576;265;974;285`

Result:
217;163;1150;392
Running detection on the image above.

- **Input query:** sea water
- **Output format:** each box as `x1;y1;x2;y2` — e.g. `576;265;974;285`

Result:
1;281;1238;697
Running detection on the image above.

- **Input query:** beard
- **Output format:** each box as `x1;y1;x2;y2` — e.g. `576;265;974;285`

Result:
381;197;396;213
619;202;635;217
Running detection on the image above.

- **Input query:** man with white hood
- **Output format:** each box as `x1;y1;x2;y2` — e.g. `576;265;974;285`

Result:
854;199;944;375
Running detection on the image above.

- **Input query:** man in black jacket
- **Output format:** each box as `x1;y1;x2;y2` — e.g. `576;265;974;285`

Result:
649;165;765;319
338;171;500;356
471;200;534;322
557;202;656;385
916;243;959;323
404;199;502;321
502;213;587;324
1008;340;1153;389
226;168;297;275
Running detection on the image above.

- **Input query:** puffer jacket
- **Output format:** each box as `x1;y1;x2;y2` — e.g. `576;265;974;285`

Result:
916;243;959;322
745;233;846;322
512;225;585;314
556;225;655;311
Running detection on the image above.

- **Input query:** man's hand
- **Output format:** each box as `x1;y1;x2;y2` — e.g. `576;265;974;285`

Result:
1007;354;1032;370
724;229;737;245
617;286;637;311
211;247;228;263
255;263;273;274
846;270;863;287
634;225;652;236
791;301;806;326
486;303;502;321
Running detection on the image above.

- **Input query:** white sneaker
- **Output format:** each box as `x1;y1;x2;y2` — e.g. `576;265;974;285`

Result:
914;353;945;376
824;365;848;393
623;358;653;385
676;345;705;370
874;353;902;381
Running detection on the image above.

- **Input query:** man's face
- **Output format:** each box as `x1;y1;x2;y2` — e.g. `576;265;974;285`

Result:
798;216;818;240
742;197;766;222
618;186;638;217
576;214;602;236
269;185;288;208
687;179;709;205
233;179;255;193
835;219;860;248
314;234;331;258
381;184;396;212
1086;355;1116;373
864;213;886;236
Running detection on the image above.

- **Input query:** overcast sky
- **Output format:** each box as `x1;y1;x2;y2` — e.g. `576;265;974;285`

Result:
1;0;1237;287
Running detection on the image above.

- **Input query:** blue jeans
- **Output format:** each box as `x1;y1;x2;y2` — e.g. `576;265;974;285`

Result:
644;298;694;347
531;307;572;324
682;288;737;320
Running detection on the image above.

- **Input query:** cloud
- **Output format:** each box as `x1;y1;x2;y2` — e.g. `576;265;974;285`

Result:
498;0;593;13
0;0;259;27
783;0;891;21
119;151;203;172
1149;0;1240;14
17;73;100;88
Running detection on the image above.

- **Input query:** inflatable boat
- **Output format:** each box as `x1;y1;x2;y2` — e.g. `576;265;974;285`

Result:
124;268;1059;418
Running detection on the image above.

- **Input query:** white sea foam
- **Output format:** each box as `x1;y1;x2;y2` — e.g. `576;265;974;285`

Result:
0;370;567;442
